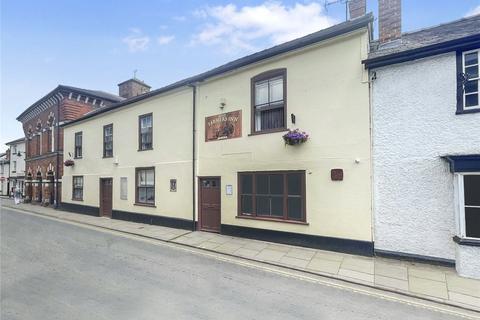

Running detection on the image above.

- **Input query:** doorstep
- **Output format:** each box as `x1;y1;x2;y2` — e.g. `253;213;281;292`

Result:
1;198;479;312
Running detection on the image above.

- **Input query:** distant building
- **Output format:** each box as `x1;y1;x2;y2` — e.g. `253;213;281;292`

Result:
16;85;124;205
0;151;10;196
5;138;26;196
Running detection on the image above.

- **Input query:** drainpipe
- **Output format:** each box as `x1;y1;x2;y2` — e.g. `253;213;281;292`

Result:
54;95;60;208
188;83;197;231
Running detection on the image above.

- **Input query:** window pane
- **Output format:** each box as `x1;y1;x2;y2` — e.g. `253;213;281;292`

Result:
464;175;480;206
465;207;480;238
465;65;479;79
271;197;283;217
138;170;145;186
241;174;253;194
287;173;302;195
138;187;146;203
269;174;283;194
465;94;479;107
146;169;154;186
465;52;478;66
146;187;155;203
256;174;269;194
241;195;253;214
288;197;302;220
269;77;283;102
256;196;270;215
255;81;269;105
465;80;478;94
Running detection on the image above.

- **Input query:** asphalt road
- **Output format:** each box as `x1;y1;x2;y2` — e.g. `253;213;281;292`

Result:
0;207;472;320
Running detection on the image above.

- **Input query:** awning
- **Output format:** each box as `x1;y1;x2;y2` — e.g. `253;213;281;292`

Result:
443;155;480;173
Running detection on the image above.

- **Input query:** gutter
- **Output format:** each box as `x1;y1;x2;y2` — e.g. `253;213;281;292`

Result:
363;34;480;69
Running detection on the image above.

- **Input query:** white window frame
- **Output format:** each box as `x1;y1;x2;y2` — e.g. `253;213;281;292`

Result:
455;172;480;239
462;49;480;111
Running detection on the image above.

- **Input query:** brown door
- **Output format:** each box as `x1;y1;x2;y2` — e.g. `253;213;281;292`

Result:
199;177;221;232
100;178;113;217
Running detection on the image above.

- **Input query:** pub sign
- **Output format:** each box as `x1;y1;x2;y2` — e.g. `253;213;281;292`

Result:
205;110;242;142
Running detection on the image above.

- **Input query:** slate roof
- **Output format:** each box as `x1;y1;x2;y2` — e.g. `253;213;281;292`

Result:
63;13;373;127
5;137;25;145
365;14;480;67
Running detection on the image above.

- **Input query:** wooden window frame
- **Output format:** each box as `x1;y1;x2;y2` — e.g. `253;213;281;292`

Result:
250;68;287;135
455;173;480;240
456;48;480;114
103;124;113;158
74;131;82;159
138;113;153;151
237;170;306;224
135;167;155;207
72;176;84;201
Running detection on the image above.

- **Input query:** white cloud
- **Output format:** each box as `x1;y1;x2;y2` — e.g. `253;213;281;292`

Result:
158;35;175;45
191;1;336;53
173;15;187;22
465;5;480;17
122;29;150;52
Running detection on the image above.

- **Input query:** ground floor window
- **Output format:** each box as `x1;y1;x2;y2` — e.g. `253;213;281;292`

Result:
136;167;155;205
238;171;305;222
72;176;83;201
457;174;480;239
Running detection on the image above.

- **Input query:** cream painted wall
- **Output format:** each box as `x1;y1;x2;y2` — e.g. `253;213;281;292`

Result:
62;88;193;220
196;30;372;241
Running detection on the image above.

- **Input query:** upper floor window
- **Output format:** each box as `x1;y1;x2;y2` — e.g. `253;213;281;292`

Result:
12;161;16;173
251;69;286;133
74;132;82;158
458;49;479;114
12;145;17;154
457;174;480;239
103;124;113;158
139;113;153;151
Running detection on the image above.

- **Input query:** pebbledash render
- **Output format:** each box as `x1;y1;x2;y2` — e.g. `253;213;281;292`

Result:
61;11;374;255
365;7;480;278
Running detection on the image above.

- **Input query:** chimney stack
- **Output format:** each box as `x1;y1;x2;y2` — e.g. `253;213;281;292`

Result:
378;0;402;43
349;0;366;20
118;78;151;99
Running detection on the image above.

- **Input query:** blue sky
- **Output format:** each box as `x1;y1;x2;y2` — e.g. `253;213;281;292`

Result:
1;0;479;149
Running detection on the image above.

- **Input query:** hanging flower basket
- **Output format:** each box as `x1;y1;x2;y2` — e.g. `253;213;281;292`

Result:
64;159;75;167
283;129;309;146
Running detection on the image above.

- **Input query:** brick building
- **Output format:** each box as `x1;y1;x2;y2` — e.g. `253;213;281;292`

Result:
17;85;124;205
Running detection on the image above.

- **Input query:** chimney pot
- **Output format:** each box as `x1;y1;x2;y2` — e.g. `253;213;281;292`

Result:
378;0;402;43
349;0;366;20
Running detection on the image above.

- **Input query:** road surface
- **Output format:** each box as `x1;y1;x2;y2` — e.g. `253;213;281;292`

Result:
0;207;473;319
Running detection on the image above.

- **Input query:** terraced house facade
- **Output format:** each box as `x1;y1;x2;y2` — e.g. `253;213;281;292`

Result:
61;11;374;255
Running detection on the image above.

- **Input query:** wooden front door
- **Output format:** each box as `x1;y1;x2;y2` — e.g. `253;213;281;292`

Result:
199;177;221;232
99;178;113;217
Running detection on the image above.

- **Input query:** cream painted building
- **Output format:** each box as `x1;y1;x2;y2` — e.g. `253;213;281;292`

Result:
62;14;374;255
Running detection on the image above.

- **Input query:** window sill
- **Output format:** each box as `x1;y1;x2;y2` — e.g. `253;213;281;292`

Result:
72;198;83;202
137;148;153;152
456;108;480;115
236;215;308;225
453;236;480;247
134;202;156;208
74;157;82;160
248;128;288;136
103;156;113;159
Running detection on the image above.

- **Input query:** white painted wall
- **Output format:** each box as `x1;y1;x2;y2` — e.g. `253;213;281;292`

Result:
372;53;480;260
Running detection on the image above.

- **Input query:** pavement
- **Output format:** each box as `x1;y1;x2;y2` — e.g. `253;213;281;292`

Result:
1;198;479;315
